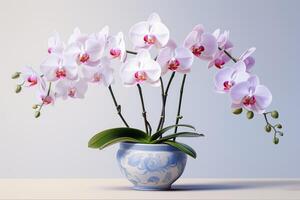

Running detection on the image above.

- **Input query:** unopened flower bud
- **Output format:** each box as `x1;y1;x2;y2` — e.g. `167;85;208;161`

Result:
15;85;22;93
271;111;279;119
32;104;39;109
232;108;243;115
34;111;41;118
276;124;282;129
11;72;21;79
265;124;271;132
273;137;279;145
247;111;254;119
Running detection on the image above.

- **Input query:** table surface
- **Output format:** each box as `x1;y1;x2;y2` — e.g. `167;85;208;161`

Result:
0;179;299;200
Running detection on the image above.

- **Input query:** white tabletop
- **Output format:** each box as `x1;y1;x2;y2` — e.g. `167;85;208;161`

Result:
0;179;299;200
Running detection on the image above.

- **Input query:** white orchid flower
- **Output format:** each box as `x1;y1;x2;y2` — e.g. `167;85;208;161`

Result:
214;61;250;93
48;31;64;55
129;13;170;49
66;27;106;65
20;66;46;89
184;24;218;60
120;50;161;86
157;40;194;75
82;58;114;87
40;54;78;82
230;75;272;113
106;32;126;61
55;79;88;100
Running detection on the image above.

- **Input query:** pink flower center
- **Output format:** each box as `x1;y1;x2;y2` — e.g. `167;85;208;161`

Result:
42;96;53;105
134;71;147;82
68;88;77;97
110;49;121;58
48;48;52;54
242;96;256;106
27;75;38;86
223;81;234;91
215;58;225;69
79;53;90;63
55;68;66;79
93;73;101;82
191;45;205;57
143;34;156;45
168;58;180;71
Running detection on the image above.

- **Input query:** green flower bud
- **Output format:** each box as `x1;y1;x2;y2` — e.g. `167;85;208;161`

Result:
247;111;254;119
11;72;21;79
34;111;41;118
275;124;282;129
232;108;243;115
273;137;279;145
15;85;22;93
265;124;271;132
271;111;279;119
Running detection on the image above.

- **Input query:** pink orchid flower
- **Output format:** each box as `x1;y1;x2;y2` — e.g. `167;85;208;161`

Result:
120;50;161;87
213;29;230;49
82;58;114;87
230;75;272;113
36;87;55;105
214;61;250;93
55;79;88;100
157;40;194;75
239;47;256;72
207;50;231;69
48;31;64;55
106;32;126;61
21;66;46;89
40;54;78;82
66;27;106;65
129;13;170;49
184;24;218;60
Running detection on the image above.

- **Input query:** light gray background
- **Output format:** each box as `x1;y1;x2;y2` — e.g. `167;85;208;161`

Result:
0;0;299;178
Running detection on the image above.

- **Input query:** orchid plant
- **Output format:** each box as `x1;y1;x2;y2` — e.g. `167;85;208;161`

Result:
12;13;284;158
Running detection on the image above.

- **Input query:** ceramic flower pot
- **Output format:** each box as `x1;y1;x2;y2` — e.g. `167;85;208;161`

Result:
116;142;187;190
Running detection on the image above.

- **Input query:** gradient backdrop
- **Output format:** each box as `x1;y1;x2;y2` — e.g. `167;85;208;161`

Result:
0;0;299;178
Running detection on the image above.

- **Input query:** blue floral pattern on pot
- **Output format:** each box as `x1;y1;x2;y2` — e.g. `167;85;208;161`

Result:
117;142;187;190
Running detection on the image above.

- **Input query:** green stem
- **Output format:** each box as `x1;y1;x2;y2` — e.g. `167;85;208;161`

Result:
137;84;152;135
174;74;187;137
108;85;129;127
156;72;176;131
126;50;138;55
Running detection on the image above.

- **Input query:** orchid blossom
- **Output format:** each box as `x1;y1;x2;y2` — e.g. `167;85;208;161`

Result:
184;24;218;60
82;58;114;87
214;61;250;93
120;50;161;86
157;40;194;75
55;79;88;99
106;32;126;61
48;31;64;55
40;54;78;82
129;13;170;49
239;47;256;72
20;66;46;89
230;75;272;114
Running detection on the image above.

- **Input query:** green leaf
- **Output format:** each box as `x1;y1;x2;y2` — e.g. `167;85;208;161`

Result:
163;141;197;158
88;127;150;149
150;124;196;141
152;132;204;143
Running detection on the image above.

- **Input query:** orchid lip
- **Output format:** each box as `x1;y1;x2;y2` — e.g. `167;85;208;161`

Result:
110;49;121;58
55;68;67;79
143;34;156;45
242;95;256;106
68;88;77;97
79;53;90;63
134;71;147;82
191;45;205;57
167;58;180;71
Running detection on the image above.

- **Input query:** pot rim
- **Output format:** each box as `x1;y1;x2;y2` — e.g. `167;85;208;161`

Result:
119;142;183;152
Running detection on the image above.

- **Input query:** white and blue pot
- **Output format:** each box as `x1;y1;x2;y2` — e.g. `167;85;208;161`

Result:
117;142;187;190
